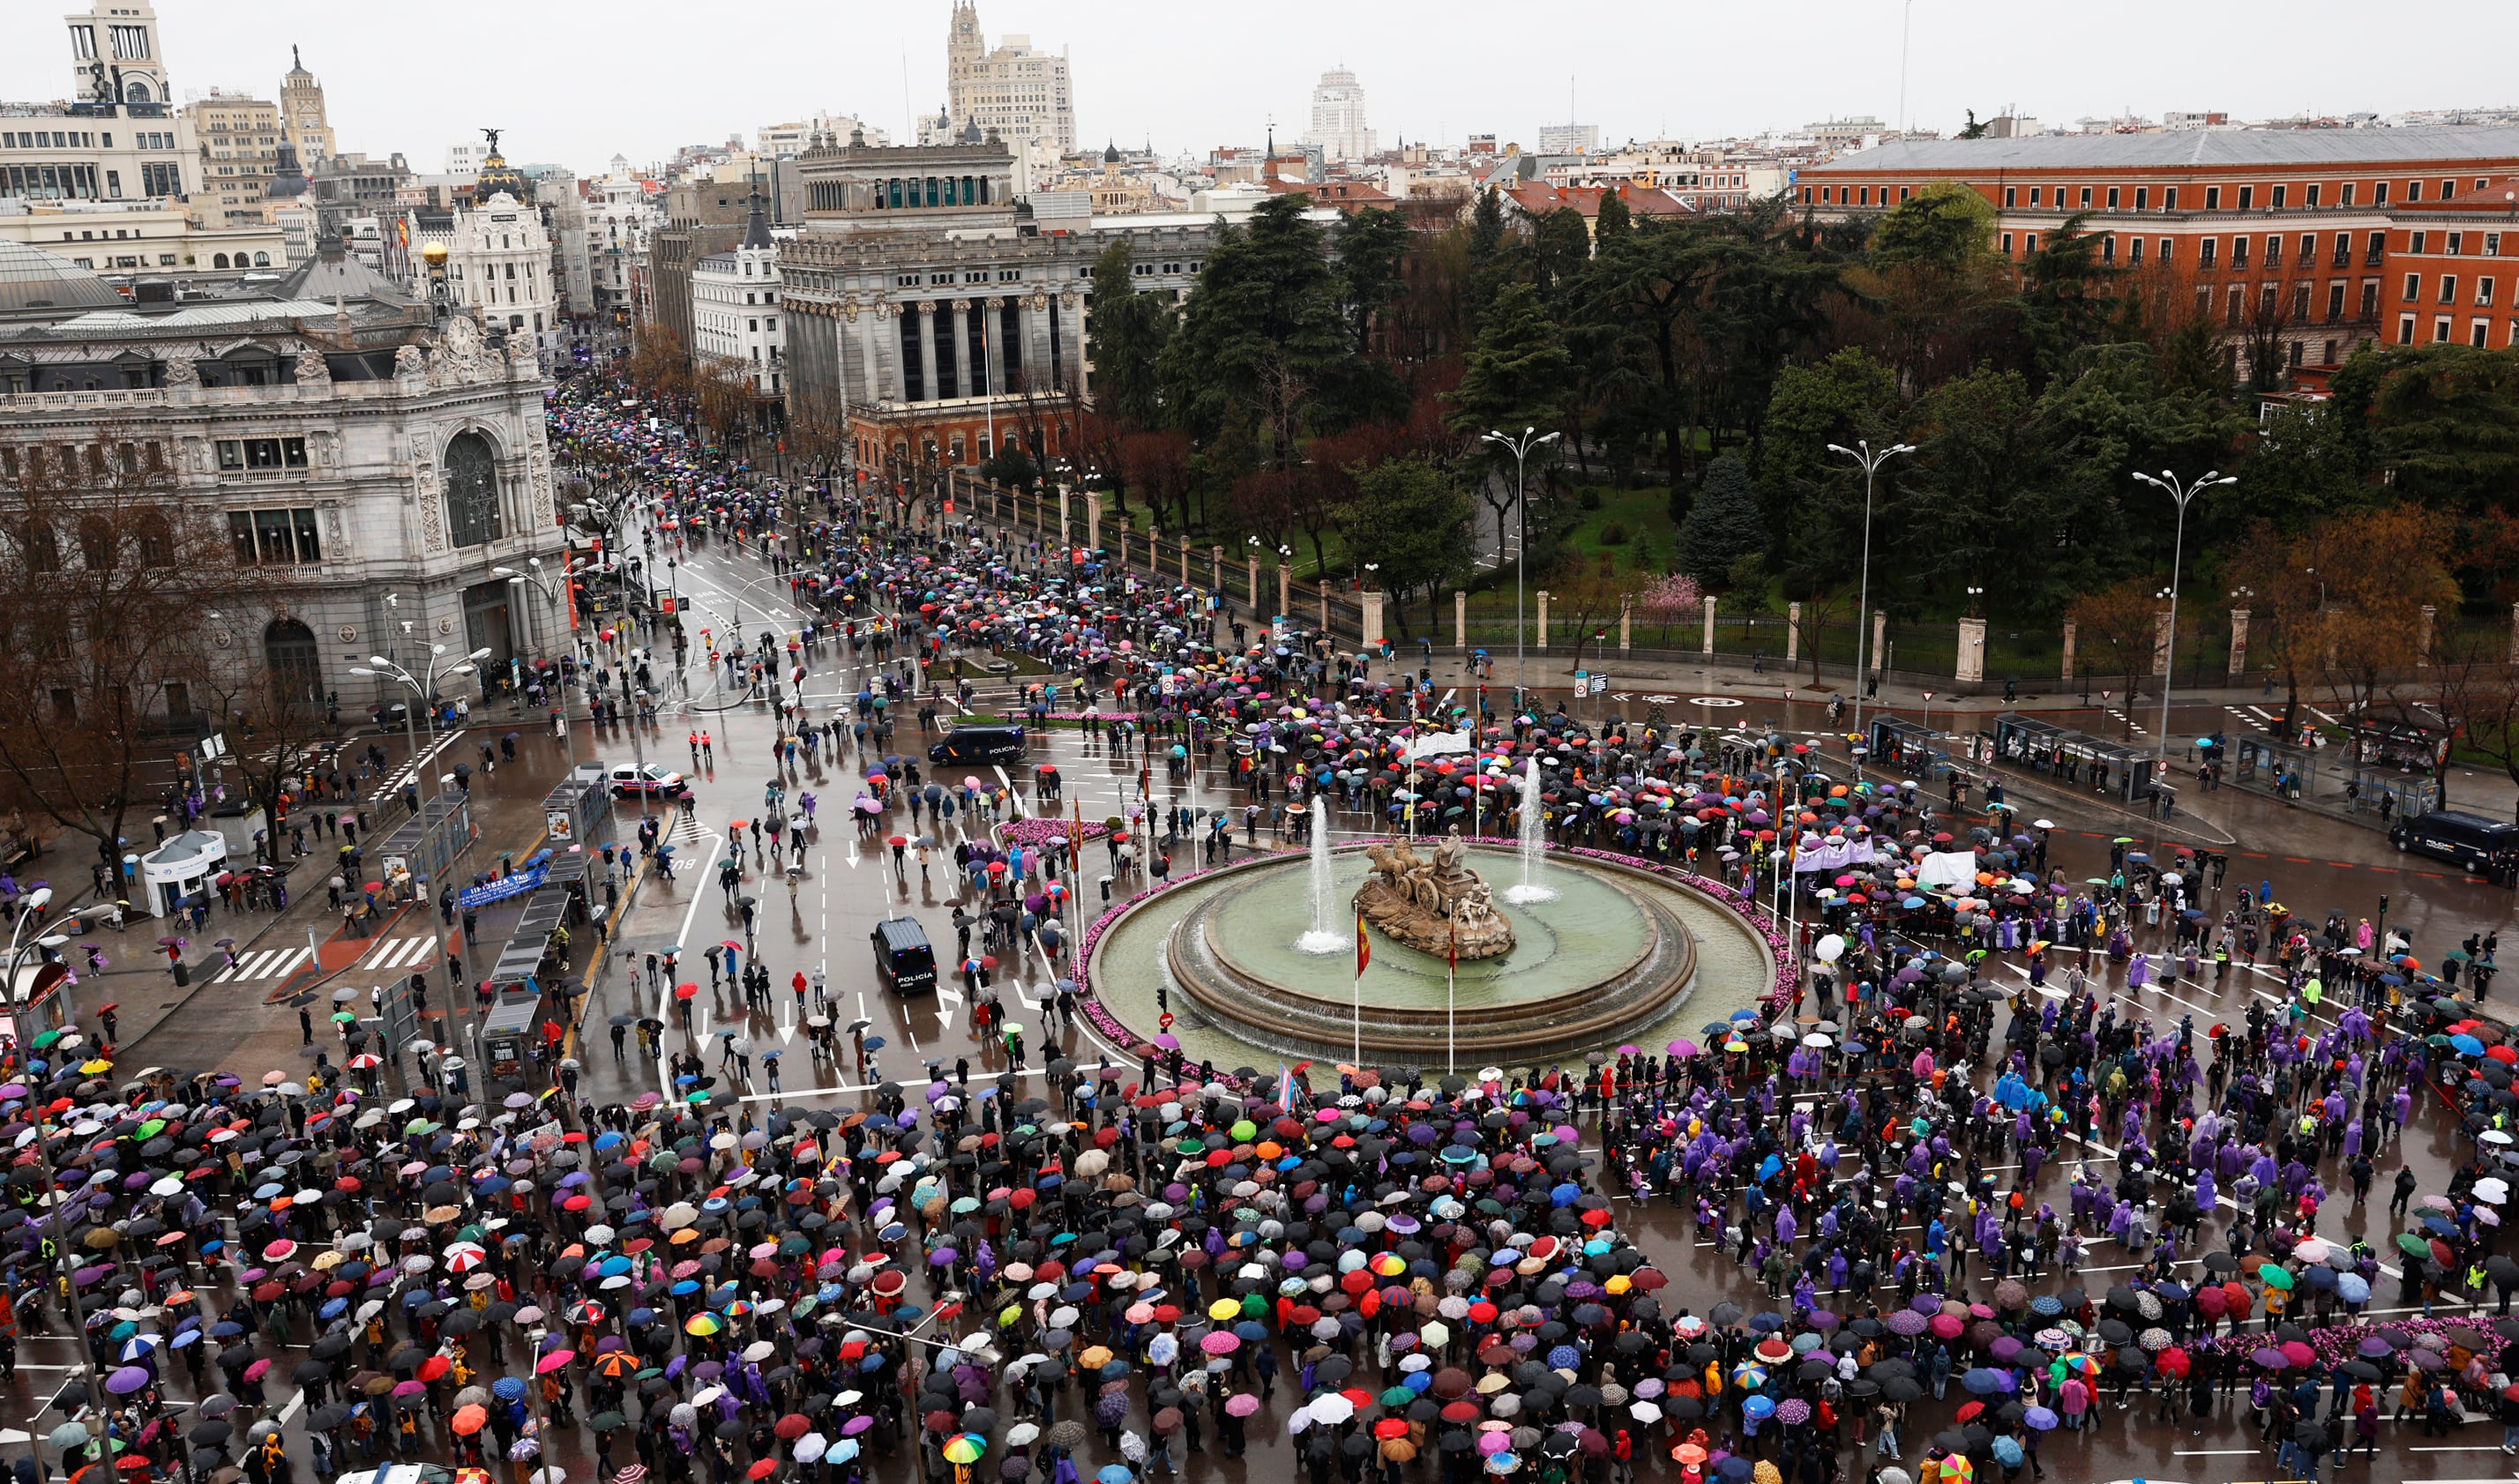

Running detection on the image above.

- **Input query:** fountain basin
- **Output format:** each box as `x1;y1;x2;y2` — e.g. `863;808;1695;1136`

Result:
1088;843;1770;1069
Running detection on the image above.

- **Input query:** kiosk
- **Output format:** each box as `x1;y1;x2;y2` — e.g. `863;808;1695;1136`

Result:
3;959;72;1055
136;830;228;919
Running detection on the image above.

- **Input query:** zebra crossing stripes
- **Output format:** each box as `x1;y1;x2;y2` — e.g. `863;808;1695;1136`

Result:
210;946;314;984
354;934;441;973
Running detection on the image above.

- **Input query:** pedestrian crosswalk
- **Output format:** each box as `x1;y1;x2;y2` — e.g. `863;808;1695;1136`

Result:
352;933;443;973
208;929;443;986
210;946;314;984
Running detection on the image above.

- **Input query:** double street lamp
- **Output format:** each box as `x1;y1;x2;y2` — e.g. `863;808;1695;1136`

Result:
1825;439;1914;742
350;645;492;808
1481;428;1559;713
2132;468;2236;792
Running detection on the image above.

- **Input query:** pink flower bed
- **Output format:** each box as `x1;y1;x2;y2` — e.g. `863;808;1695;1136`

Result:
1000;817;1110;849
1069;837;1793;1054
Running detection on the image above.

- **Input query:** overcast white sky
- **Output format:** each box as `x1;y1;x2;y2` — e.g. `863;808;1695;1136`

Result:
7;1;2514;175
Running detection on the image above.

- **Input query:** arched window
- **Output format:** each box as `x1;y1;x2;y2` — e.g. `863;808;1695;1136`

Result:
213;253;229;269
76;516;114;570
124;80;151;102
22;524;59;573
265;617;320;707
252;251;269;266
442;431;502;547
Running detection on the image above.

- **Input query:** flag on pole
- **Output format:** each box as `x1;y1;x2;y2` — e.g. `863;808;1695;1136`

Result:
1355;907;1371;976
1448;916;1458;972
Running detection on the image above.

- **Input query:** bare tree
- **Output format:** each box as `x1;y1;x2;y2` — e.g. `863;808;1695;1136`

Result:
2068;578;2164;735
0;441;295;877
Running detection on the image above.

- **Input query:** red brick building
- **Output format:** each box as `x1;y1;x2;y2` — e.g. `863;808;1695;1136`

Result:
1796;127;2519;384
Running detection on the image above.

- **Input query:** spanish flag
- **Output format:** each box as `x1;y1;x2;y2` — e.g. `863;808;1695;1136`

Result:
1355;906;1371;977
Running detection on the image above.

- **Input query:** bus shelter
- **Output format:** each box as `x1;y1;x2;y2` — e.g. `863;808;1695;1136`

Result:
378;794;476;898
1867;718;1940;778
1990;714;2071;775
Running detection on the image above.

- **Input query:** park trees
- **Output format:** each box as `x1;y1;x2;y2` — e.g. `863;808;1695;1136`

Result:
1336;456;1475;635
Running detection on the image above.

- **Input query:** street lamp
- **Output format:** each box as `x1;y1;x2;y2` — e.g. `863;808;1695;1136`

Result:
1825;439;1914;741
495;561;579;772
351;645;492;809
1481;427;1560;714
2132;468;2236;793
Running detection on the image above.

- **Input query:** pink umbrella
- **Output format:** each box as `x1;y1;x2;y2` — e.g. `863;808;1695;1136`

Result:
1200;1332;1240;1355
1668;1040;1701;1058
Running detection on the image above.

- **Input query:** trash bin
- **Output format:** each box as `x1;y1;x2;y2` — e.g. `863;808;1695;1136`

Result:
172;959;190;987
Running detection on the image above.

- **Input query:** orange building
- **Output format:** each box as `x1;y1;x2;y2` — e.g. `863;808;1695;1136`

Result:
1796;127;2519;384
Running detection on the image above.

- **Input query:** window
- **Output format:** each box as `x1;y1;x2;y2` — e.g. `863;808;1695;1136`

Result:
2328;283;2346;322
2001;232;2014;255
2442;179;2457;199
2405;272;2422;301
2200;238;2217;267
2101;235;2116;264
2078;186;2091;207
2003;186;2016;207
2436;316;2453;342
2492;234;2506;257
2374;182;2389;205
2407;180;2422;203
2159;238;2174;262
214;437;308;472
22;524;58;573
2029;187;2042;206
225;507;321;565
2237;185;2254;209
2271;184;2286;208
2306;183;2320;207
2207;186;2222;210
2231;236;2249;269
2481;279;2498;307
442;431;501;548
2341;183;2355;206
2478;319;2494;347
2129;237;2144;265
2362;281;2380;318
2265;235;2281;267
2164;186;2178;210
2106;187;2120;210
2449;233;2465;257
2442;275;2459;304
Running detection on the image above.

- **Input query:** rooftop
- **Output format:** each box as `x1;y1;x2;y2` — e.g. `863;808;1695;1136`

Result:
0;239;125;315
1805;124;2519;175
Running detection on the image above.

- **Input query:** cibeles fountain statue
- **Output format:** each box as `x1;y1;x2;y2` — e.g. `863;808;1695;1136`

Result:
1354;828;1516;960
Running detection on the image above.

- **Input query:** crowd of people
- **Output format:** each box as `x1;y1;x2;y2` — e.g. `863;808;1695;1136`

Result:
2;372;2503;1484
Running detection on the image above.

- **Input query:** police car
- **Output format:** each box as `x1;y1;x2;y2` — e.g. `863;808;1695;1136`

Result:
606;762;690;799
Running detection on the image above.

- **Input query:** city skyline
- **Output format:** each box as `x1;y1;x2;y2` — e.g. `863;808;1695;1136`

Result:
4;0;2515;176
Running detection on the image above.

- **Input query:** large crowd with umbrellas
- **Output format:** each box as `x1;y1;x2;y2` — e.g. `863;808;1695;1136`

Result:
4;377;2501;1484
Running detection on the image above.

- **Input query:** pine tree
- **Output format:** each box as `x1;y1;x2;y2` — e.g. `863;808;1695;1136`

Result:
1445;282;1570;440
1675;451;1765;584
